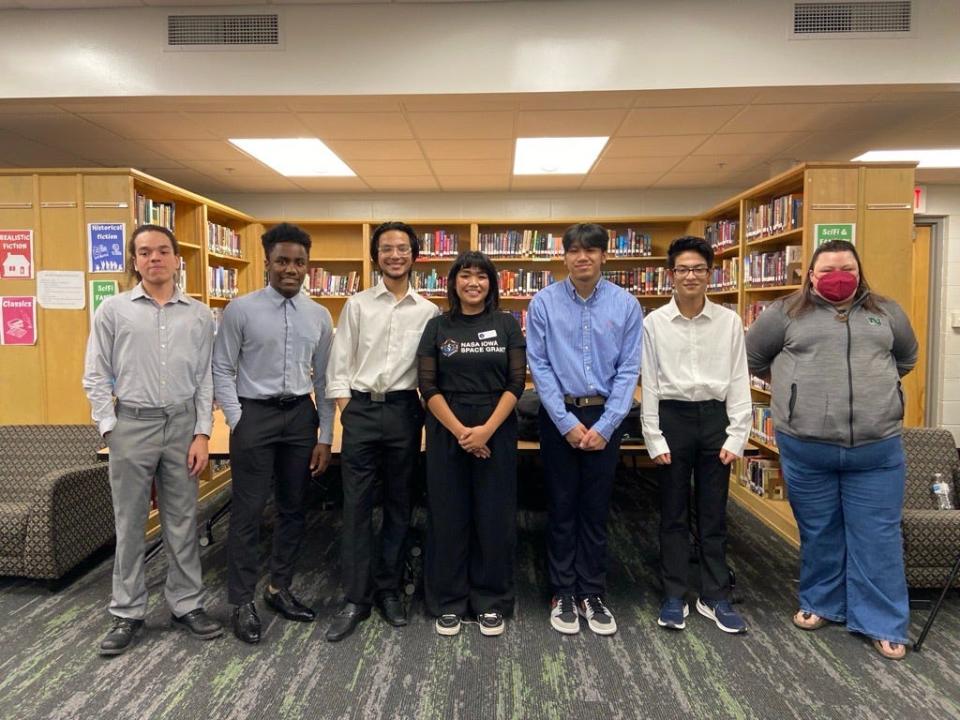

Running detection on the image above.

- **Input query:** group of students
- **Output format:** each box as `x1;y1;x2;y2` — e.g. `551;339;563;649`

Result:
82;218;917;661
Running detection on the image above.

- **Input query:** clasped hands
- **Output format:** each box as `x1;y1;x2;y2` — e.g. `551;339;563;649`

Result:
564;423;607;452
457;424;493;459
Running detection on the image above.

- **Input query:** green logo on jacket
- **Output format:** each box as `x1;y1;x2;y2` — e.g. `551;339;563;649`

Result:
866;316;882;326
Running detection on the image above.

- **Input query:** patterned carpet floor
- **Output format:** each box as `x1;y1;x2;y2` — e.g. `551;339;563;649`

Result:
2;469;960;720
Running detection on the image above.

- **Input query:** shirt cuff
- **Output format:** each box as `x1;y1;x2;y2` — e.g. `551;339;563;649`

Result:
225;409;242;431
645;436;670;459
554;412;580;436
98;416;117;437
722;435;747;457
318;429;333;446
592;417;614;443
193;417;212;437
325;384;352;399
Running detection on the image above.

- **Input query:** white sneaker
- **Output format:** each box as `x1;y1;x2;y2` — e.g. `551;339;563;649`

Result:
578;595;618;636
549;594;580;634
435;614;461;636
478;612;505;637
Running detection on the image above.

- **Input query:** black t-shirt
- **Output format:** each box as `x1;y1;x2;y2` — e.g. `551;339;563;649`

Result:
417;310;526;400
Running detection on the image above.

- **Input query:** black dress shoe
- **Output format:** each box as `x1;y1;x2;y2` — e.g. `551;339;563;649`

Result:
172;608;224;640
233;602;261;644
264;587;316;623
99;616;144;656
376;592;408;627
325;601;371;642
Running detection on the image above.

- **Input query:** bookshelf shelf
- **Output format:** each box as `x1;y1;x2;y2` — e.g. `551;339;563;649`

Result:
310;294;354;300
707;289;738;296
187;292;203;300
713;245;739;258
311;256;363;262
208;251;249;265
750;436;780;456
728;481;798;548
178;241;202;251
416;256;458;262
607;255;667;262
744;284;802;293
750;386;772;397
208;296;230;305
746;227;803;249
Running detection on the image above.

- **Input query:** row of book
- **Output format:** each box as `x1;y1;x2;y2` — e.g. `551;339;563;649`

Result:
308;268;359;296
606;229;653;257
601;268;674;295
412;269;448;295
745;193;803;239
705;219;738;252
740;458;785;500
750;375;771;392
508;310;528;333
750;404;776;446
743;246;802;288
135;193;175;231
707;258;739;292
479;230;562;258
498;269;554;296
208;266;240;299
417;230;460;259
744;300;773;328
208;222;242;257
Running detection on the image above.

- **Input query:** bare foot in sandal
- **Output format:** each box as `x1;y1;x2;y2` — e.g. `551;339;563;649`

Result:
874;640;906;660
792;610;828;630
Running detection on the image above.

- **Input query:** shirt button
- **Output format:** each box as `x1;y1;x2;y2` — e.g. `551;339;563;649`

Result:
160;326;166;330
161;361;166;366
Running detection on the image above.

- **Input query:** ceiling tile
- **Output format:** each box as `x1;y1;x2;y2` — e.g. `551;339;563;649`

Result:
78;113;217;141
580;173;663;190
0;101;67;114
298;112;413;139
406;111;515;140
180;159;277;177
55;97;187;113
187;112;313;137
693;132;809;156
655;171;761;189
420;139;512;160
214;175;303;192
0;132;92;166
287;96;403;112
429;159;511;175
720;104;866;134
139;168;223;191
916;168;960;184
0;113;124;144
511;175;584;190
401;94;518;112
437;175;511;191
324;140;424;161
516;109;628;137
290;177;371;192
603;135;709;158
365;176;440;191
591;157;681;174
74;141;184;168
669;155;768;173
633;88;759;108
147;140;253;162
517;91;638;110
348;159;433;176
751;85;881;104
619;106;743;136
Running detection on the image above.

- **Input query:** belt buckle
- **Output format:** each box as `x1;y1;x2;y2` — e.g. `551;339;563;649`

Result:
370;392;386;403
577;397;589;408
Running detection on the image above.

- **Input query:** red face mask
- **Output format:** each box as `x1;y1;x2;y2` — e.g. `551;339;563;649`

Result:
814;270;859;302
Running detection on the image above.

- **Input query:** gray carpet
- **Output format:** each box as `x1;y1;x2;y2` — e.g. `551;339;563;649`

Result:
2;471;960;720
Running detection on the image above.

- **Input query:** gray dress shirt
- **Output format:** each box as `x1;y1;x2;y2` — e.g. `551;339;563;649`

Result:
82;283;215;437
212;285;335;445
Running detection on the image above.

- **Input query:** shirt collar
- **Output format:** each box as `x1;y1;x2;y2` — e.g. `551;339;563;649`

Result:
131;282;189;306
374;279;418;304
665;294;715;321
564;276;605;303
264;283;303;309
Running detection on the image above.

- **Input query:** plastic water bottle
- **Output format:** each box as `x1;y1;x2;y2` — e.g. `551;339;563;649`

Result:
932;473;953;510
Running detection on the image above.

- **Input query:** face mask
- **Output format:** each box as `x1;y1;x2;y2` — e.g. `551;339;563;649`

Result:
814;270;859;302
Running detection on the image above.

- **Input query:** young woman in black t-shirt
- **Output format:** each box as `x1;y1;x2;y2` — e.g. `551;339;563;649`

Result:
416;251;526;637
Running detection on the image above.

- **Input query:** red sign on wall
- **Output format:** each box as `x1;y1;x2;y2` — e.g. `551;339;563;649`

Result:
0;296;37;346
0;229;34;279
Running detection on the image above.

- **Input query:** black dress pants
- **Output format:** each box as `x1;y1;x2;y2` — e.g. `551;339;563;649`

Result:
658;399;732;601
424;396;518;617
539;404;623;597
227;396;318;605
340;390;423;607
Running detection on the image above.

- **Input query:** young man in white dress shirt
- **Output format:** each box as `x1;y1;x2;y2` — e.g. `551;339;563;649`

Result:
324;221;439;642
641;236;752;634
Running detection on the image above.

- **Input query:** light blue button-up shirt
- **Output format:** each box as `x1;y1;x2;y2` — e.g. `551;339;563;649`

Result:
526;277;643;441
212;285;335;445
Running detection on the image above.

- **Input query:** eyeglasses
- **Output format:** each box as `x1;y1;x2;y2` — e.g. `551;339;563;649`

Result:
378;245;412;257
672;266;709;278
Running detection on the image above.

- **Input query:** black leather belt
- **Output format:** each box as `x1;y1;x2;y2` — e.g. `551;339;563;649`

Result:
563;395;606;408
351;389;418;404
241;394;310;409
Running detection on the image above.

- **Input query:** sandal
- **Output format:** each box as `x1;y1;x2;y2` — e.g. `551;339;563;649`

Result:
873;640;906;660
792;610;828;631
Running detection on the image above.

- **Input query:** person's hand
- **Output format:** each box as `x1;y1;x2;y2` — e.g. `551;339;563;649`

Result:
336;398;350;413
578;428;607;452
564;423;589;449
310;443;332;476
719;449;738;466
467;445;491;460
187;435;209;477
459;425;493;453
653;452;672;465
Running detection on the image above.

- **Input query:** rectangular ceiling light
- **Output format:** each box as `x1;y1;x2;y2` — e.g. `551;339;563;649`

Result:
852;149;960;168
229;138;355;176
513;137;609;175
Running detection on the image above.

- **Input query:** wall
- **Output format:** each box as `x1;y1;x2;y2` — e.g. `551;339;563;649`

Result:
1;1;959;99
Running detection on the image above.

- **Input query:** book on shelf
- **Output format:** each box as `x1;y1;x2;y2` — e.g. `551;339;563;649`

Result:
135;192;175;230
207;265;239;299
411;268;447;295
741;457;785;500
705;219;739;252
606;229;653;257
750;404;776;447
418;230;459;259
750;375;771;392
744;245;802;287
309;267;359;296
207;222;241;257
744;300;773;328
745;193;802;240
602;266;673;295
707;257;739;291
479;230;562;258
210;307;224;335
498;269;554;296
508;309;528;333
177;257;186;293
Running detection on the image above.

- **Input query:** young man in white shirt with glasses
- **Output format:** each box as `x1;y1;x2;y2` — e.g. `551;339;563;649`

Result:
641;236;751;634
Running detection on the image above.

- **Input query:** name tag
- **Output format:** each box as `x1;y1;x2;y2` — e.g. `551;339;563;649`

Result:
478;330;498;340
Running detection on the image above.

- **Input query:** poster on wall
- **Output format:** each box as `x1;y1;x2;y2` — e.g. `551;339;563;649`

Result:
89;279;118;321
0;229;34;279
0;296;37;346
814;223;856;247
88;223;126;273
37;270;85;310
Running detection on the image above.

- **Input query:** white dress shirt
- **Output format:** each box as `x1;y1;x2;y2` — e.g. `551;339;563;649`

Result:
641;296;752;458
325;281;440;398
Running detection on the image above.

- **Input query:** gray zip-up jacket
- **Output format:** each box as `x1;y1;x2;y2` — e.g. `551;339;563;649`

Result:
745;291;917;448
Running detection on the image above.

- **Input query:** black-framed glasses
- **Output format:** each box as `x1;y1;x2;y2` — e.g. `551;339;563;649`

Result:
672;266;709;278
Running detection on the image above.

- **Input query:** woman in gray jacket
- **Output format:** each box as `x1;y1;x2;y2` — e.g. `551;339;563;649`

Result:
745;239;917;660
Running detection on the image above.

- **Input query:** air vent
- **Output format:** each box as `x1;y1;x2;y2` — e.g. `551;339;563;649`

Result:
793;2;912;36
167;14;280;50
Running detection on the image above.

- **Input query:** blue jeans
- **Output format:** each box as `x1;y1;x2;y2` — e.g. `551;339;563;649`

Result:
776;432;909;645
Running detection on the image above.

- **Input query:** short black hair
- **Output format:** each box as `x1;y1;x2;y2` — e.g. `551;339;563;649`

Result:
262;222;312;259
667;236;714;269
128;224;179;282
562;223;609;253
370;221;420;265
446;250;499;317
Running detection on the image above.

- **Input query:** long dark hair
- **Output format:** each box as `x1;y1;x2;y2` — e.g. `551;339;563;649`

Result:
446;250;499;318
785;239;886;317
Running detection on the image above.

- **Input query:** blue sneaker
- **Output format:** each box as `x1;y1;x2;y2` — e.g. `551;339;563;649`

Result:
696;598;747;634
657;597;689;630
